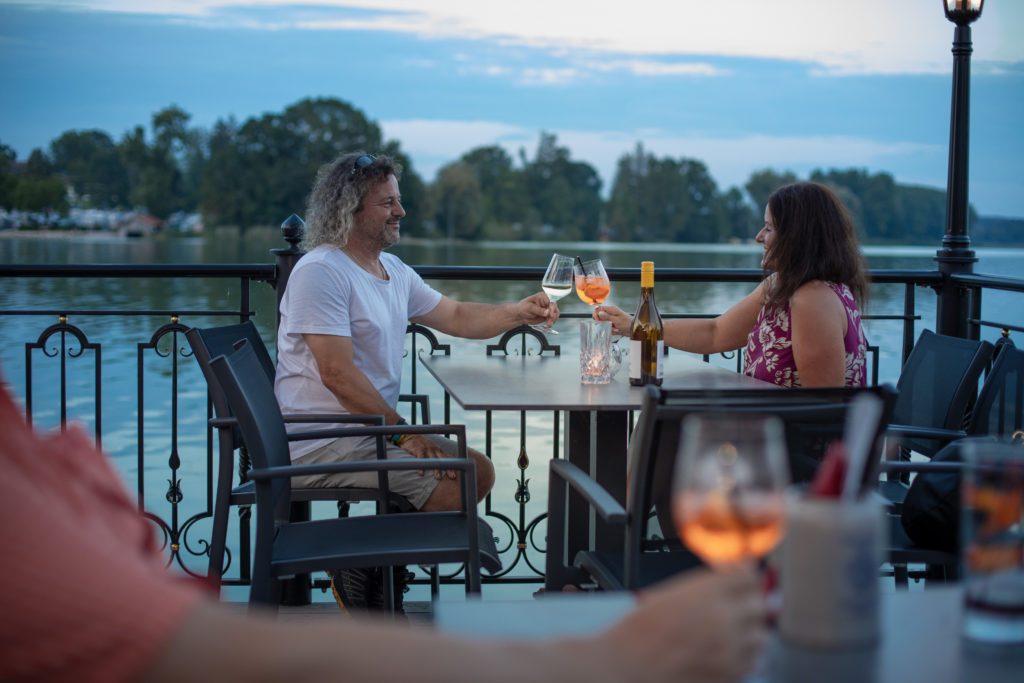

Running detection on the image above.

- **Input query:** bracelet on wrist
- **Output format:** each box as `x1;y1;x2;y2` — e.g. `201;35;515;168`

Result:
389;418;409;447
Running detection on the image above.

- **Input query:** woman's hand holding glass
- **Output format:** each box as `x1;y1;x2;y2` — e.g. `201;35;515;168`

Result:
593;304;632;337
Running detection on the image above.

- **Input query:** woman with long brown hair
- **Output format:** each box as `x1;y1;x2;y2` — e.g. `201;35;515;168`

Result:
596;181;869;388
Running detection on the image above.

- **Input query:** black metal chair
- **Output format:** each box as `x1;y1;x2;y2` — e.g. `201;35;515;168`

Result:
880;330;993;508
209;339;499;611
881;341;1023;587
186;321;427;588
546;385;896;592
968;339;1023;440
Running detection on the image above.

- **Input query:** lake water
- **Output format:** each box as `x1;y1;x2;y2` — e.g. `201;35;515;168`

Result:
2;230;1021;589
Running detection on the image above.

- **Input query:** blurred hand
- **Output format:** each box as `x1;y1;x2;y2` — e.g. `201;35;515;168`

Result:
517;292;560;329
594;566;767;683
594;305;632;336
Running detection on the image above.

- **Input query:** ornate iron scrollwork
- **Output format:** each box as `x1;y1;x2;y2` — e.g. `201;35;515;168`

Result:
25;316;102;445
486;325;560;357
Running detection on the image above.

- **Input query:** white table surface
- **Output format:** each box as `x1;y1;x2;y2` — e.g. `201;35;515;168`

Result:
421;352;769;412
421;351;775;561
435;588;1024;683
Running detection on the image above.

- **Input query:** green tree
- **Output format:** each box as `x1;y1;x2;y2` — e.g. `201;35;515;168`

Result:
460;146;527;225
720;186;756;240
114;106;207;218
9;176;67;213
25;148;54;178
520;133;601;240
606;143;728;243
200;118;247;227
118;125;182;219
0;141;16;208
894;184;950;243
1;145;68;214
153;105;207;209
811;168;898;241
606;148;644;241
675;158;724;243
744;169;799;213
204;97;425;232
431;162;484;240
50;130;130;208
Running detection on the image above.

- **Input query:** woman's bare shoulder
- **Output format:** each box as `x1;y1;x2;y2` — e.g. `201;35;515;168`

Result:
790;281;844;314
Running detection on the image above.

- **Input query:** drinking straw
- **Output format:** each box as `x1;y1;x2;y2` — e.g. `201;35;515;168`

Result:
841;393;883;501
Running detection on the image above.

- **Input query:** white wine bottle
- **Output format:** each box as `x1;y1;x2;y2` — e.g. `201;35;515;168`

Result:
629;261;664;386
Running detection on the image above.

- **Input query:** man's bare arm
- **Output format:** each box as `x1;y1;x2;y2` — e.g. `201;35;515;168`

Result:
142;566;764;683
413;293;557;339
595;281;766;355
303;334;405;425
303;333;455;473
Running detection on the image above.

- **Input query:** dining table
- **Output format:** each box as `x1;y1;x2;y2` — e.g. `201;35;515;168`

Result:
420;350;772;567
435;586;1024;682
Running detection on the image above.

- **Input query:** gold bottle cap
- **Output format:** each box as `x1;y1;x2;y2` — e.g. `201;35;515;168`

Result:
641;261;654;288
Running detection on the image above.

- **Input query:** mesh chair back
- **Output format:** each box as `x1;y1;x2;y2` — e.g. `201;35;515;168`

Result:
186;321;275;449
893;330;993;456
970;342;1024;438
634;386;896;551
210;340;295;521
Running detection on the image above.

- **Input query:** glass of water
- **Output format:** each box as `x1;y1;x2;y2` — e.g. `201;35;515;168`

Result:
962;438;1024;645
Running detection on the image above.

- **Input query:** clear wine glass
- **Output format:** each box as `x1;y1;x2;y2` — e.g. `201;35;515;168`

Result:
530;253;575;335
672;413;789;567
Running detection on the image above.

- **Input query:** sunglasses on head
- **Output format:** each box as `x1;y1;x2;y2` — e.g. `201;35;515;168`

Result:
349;154;377;177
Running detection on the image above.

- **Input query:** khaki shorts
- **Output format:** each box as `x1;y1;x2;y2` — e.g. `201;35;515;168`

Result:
291;434;451;509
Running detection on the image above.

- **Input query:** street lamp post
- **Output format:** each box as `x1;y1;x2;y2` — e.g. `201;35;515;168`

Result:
935;0;984;339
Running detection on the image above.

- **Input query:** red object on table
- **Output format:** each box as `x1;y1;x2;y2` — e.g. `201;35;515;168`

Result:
809;442;847;498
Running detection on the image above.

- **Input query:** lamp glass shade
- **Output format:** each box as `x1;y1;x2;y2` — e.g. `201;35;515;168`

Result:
944;0;984;20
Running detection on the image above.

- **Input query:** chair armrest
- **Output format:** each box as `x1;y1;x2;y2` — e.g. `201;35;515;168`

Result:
879;461;964;475
247;457;474;481
283;413;384;425
398;393;431;424
209;417;237;430
285;423;468;452
885;424;966;443
211;416;386;434
549;460;627;524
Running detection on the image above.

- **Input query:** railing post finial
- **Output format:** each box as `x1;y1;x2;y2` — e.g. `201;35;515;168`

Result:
280;214;305;251
272;214;307;327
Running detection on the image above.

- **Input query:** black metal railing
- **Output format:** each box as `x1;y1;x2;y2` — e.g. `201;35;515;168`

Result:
2;258;1021;591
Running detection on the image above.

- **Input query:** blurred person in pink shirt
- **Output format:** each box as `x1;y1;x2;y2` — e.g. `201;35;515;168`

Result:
0;381;765;683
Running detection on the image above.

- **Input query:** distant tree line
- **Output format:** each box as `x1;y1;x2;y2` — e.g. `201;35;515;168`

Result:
2;96;1016;244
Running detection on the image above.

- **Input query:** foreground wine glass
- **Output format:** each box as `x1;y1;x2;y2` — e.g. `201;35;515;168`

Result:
529;253;574;335
672;413;789;566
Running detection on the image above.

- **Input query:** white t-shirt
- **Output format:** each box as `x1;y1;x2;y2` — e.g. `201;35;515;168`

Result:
274;246;442;459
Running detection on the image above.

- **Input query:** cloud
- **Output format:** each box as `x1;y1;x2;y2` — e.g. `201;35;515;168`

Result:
44;1;1024;76
586;60;728;77
451;57;726;86
383;117;945;196
517;67;580;86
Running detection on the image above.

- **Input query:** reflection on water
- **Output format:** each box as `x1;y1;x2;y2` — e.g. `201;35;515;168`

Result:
1;231;1021;582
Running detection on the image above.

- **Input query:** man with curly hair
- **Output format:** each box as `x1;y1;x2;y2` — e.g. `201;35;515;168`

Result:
275;152;559;613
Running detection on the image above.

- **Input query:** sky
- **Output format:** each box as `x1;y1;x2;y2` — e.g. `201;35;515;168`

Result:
1;0;1023;217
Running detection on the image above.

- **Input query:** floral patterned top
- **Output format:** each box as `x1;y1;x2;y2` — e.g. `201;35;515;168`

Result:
742;281;867;388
